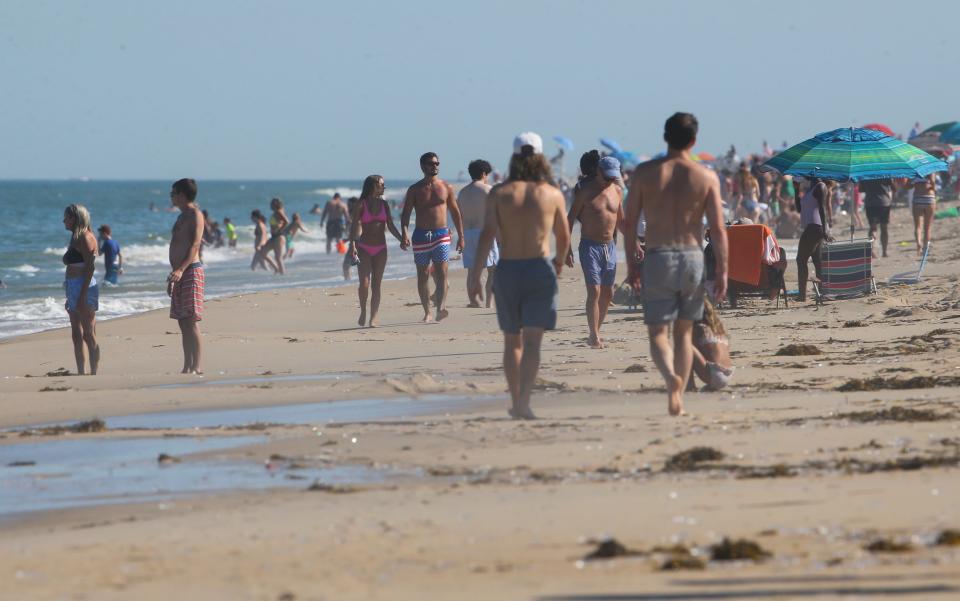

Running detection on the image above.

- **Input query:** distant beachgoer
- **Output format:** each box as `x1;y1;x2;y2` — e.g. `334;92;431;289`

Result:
224;217;238;248
468;132;570;420
168;178;205;375
578;149;600;184
261;198;290;274
401;152;465;322
283;213;309;259
566;155;624;348
796;178;830;302
250;210;278;272
689;298;733;391
342;196;360;280
911;173;937;256
861;178;895;257
149;202;159;212
62;204;100;375
348;175;403;327
458;159;497;308
97;224;123;285
735;167;761;222
624;112;728;416
321;193;350;254
309;203;322;215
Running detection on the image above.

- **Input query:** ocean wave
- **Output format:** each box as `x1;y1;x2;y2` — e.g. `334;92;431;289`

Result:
11;264;40;274
311;187;362;198
0;293;169;338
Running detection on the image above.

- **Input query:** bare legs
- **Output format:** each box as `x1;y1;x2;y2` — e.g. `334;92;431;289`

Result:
357;250;387;327
434;262;449;321
796;225;823;303
416;265;433;322
467;267;482;307
178;318;202;374
648;320;694;416
913;205;933;256
251;248;278;272
68;308;99;375
271;236;286;275
584;284;614;348
503;328;544;419
484;267;495;308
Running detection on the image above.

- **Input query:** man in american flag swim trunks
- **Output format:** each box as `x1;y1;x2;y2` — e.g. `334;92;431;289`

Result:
400;152;465;322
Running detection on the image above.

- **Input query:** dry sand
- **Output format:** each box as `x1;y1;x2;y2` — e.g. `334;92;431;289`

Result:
2;212;960;600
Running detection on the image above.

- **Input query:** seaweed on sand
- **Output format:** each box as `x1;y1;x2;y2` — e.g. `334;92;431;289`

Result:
935;530;960;546
710;537;772;561
583;538;642;561
775;344;822;356
834;406;948;423
864;538;913;553
18;418;107;437
664;447;725;472
837;375;960;392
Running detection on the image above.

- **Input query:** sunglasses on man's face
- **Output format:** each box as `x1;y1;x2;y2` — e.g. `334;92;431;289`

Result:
426;161;439;166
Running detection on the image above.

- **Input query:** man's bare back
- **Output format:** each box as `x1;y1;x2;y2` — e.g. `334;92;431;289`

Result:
491;181;567;260
458;181;492;230
570;178;623;243
630;156;716;249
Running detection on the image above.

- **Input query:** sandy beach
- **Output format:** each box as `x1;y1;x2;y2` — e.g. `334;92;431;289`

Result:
2;212;960;600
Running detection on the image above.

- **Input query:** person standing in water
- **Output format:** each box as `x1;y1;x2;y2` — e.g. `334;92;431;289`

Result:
469;132;570;419
250;210;278;272
167;178;205;375
625;113;728;416
458;159;498;308
283;213;309;260
566;155;624;348
321;193;350;254
63;204;100;375
348;175;403;327
97;224;123;285
401;152;465;322
224;217;238;248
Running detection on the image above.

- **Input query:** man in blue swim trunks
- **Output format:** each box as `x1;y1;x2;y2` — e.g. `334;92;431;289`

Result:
469;132;570;419
401;152;465;322
625;113;728;416
566;155;624;348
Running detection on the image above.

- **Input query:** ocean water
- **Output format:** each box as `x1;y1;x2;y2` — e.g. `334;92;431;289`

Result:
0;180;428;339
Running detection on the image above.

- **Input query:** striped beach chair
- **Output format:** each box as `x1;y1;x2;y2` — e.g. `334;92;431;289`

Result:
813;238;877;302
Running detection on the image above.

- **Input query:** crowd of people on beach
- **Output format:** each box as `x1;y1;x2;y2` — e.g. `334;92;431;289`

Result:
56;112;955;418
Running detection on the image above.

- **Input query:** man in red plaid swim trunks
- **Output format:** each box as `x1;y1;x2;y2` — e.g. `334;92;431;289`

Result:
168;178;206;374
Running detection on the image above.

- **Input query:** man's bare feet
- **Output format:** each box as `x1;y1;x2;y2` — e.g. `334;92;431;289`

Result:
422;313;434;323
508;406;537;420
668;374;686;416
369;318;379;328
437;308;449;321
467;301;481;308
358;309;366;327
587;335;603;349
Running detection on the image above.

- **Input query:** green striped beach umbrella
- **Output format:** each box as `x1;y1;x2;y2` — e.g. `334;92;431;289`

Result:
762;127;947;183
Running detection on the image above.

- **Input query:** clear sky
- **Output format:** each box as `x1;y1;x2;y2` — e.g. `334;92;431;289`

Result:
1;0;957;180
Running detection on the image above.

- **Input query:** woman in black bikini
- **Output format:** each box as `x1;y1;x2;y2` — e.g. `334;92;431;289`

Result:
62;204;101;375
348;175;402;327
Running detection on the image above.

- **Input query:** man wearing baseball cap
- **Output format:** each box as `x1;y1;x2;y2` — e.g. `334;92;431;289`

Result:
468;132;570;419
565;155;624;348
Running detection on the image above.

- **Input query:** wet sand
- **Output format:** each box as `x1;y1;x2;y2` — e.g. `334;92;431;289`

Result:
2;212;960;600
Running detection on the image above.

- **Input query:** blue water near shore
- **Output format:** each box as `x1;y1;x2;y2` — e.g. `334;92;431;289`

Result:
0;180;434;339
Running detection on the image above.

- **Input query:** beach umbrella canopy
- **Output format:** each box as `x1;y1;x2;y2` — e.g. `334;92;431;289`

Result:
762;127;948;182
863;123;894;137
922;121;958;134
698;151;717;162
553;136;574;151
909;132;955;157
922;122;960;144
600;137;623;154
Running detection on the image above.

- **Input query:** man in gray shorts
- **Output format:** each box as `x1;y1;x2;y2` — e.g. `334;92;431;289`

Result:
624;113;728;416
468;132;570;419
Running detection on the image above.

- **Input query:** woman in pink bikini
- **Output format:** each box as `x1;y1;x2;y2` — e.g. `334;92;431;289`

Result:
348;175;403;327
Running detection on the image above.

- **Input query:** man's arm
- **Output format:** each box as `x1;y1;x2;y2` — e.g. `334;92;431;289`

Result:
468;190;499;298
704;177;728;302
117;247;123;272
400;188;414;249
624;169;644;286
320;203;329;226
564;186;586;265
552;192;571;276
446;183;465;252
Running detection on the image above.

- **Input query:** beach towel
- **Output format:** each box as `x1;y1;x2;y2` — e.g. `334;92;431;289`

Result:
727;224;780;285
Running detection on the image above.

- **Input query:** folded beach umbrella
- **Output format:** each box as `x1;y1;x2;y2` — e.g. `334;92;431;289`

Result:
762;127;947;183
553;136;575;152
863;123;895;137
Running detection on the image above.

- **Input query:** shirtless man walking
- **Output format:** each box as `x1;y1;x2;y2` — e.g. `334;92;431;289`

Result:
321;193;350;254
566;156;624;348
167;178;206;374
625;113;728;416
401;152;465;322
469;132;570;419
459;159;498;308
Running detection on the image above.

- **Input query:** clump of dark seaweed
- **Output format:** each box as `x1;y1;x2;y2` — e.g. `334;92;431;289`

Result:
710;537;772;561
834;406;947;423
306;481;357;493
835;375;960;392
582;538;644;561
864;538;913;553
935;529;960;546
19;418;106;437
775;344;822;356
664;447;725;472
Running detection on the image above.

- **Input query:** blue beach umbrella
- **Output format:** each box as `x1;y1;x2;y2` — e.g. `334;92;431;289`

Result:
600;137;623;154
553;136;574;152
